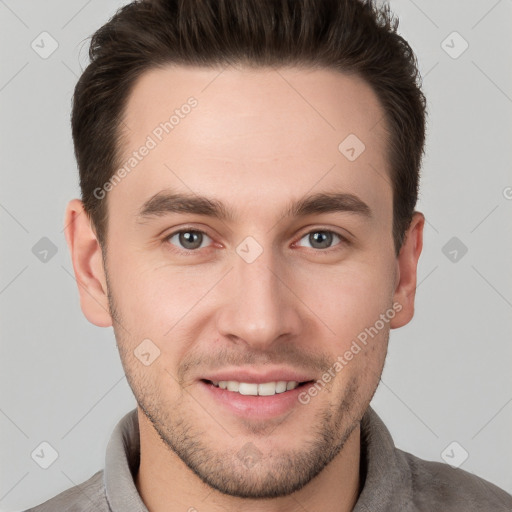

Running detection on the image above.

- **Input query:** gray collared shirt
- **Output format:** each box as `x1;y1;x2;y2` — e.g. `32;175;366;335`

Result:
24;406;512;511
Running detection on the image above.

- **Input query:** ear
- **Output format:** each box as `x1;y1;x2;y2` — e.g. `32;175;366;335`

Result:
390;211;425;329
64;199;113;327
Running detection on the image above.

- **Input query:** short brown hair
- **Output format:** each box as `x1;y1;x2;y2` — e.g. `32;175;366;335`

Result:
72;0;427;255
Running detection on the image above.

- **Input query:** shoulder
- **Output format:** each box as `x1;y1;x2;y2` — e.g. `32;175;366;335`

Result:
22;470;107;512
397;448;512;511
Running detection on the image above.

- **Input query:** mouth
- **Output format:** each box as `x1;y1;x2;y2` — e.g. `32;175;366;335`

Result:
201;379;314;396
197;369;317;419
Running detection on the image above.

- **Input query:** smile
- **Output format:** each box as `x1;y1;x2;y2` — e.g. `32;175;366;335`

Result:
207;380;302;396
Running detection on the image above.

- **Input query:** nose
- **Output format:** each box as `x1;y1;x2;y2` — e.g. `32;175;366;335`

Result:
216;244;302;351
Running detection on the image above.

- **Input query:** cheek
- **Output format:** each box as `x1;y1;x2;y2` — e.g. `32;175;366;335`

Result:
109;259;218;378
109;236;395;348
108;248;192;324
307;263;394;342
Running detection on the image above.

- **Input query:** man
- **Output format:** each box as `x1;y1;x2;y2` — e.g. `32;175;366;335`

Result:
25;0;512;510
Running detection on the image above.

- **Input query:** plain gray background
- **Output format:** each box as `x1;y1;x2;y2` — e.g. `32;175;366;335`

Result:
1;1;511;510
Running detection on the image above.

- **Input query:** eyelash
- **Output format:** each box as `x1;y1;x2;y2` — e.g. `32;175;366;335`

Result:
162;226;350;255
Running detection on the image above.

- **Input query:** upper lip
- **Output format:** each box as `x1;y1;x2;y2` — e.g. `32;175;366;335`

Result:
200;368;316;384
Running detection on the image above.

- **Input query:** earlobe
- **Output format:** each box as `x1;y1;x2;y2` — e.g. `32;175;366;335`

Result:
390;211;425;329
64;199;113;328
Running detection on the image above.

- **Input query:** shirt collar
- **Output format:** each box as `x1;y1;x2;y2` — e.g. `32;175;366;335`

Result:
104;406;407;512
104;408;148;511
353;406;412;511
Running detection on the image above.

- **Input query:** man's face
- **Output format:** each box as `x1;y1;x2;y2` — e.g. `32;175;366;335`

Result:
97;65;404;497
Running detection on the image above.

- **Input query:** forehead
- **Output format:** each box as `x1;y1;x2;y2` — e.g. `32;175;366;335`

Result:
113;64;391;221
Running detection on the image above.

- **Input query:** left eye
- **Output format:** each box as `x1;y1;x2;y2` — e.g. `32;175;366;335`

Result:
165;230;212;251
295;230;344;250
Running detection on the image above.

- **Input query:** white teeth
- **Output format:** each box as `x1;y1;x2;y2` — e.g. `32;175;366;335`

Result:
258;382;276;396
226;381;239;392
286;381;298;391
212;380;300;396
239;383;258;395
275;381;287;393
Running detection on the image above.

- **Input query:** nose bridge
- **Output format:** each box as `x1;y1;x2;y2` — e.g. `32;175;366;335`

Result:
216;239;300;348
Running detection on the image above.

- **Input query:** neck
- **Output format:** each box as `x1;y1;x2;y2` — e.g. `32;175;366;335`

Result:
135;410;362;512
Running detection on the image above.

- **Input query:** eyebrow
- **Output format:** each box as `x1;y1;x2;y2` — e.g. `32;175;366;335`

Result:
136;189;372;223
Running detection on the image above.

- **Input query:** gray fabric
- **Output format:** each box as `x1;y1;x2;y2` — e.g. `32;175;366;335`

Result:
24;406;512;511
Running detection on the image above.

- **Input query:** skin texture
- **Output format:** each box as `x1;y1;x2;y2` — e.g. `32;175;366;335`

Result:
65;65;424;512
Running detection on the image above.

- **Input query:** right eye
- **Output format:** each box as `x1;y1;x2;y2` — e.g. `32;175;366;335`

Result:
163;229;214;253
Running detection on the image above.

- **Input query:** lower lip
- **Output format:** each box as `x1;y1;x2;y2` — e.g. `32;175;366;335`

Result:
198;380;311;420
